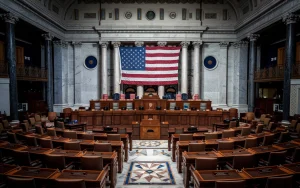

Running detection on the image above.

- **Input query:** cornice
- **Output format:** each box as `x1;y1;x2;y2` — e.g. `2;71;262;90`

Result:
80;0;201;3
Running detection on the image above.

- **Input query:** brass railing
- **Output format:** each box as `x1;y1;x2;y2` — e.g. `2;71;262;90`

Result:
0;63;47;81
254;63;300;82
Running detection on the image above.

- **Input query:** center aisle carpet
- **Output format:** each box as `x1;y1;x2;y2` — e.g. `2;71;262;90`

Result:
132;140;168;149
124;161;176;185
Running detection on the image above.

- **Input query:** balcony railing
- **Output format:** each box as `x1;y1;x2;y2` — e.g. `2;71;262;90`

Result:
254;63;300;82
0;63;47;81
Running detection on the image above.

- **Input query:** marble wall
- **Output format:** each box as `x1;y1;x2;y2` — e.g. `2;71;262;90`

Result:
290;79;300;115
0;78;10;116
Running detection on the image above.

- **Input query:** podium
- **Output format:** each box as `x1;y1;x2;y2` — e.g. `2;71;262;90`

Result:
140;119;160;139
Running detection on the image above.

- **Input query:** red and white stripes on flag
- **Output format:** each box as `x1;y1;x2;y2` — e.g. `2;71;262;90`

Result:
120;46;181;85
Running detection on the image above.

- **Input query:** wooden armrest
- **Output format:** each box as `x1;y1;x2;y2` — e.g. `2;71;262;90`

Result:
65;162;74;169
190;164;196;171
103;164;109;171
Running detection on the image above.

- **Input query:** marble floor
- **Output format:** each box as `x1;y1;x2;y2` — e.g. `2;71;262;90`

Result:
115;142;185;188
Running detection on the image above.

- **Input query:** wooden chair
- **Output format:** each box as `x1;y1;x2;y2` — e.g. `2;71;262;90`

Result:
222;130;235;138
80;156;104;170
261;134;274;146
94;143;112;152
7;176;36;188
64;142;81;151
107;134;121;141
194;158;218;170
44;154;74;170
34;114;41;123
48;112;57;122
35;125;44;135
265;175;293;188
26;136;38;146
47;128;57;137
81;134;94;140
255;124;264;134
242;112;255;123
230;155;255;170
64;131;77;139
244;138;258;148
188;143;205;152
179;134;193;141
204;132;219;140
57;121;65;129
39;138;53;149
260;150;287;166
218;141;234;150
13;150;42;167
240;127;251;136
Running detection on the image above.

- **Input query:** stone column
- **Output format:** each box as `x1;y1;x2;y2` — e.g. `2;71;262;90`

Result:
157;41;167;99
192;41;202;98
0;13;18;119
72;42;82;106
40;45;46;101
135;41;144;98
247;34;259;112
219;42;229;107
53;40;68;112
112;42;121;94
180;41;190;94
42;33;54;112
99;42;109;97
282;13;300;120
67;43;74;107
232;41;249;113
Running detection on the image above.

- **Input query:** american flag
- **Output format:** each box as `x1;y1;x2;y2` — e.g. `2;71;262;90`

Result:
119;46;181;85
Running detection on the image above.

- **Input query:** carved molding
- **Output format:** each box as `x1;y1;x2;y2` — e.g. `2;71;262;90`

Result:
157;41;167;47
219;41;229;48
247;34;260;42
99;41;109;48
112;41;121;48
0;13;19;24
135;41;144;47
71;41;82;46
192;41;202;47
42;33;54;41
180;41;190;48
80;0;201;3
233;41;248;48
283;13;300;25
53;40;68;48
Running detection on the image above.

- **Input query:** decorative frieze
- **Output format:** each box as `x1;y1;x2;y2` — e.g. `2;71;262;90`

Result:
0;13;19;24
233;41;248;48
219;42;229;48
135;41;144;47
157;41;167;47
80;0;201;3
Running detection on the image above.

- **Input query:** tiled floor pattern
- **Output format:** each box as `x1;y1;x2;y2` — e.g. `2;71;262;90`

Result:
132;140;168;149
116;145;184;188
124;161;175;185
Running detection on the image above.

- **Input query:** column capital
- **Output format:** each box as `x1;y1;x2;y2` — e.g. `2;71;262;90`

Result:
180;41;190;48
99;41;109;48
233;41;248;48
247;34;260;41
157;41;167;47
135;41;144;47
53;40;68;47
42;33;54;41
219;42;229;48
71;41;82;46
0;13;19;24
192;41;202;47
112;41;121;48
283;13;300;25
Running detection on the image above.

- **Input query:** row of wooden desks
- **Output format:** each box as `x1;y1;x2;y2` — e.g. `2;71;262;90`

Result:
0;142;118;188
192;163;300;188
181;141;300;188
17;130;128;163
172;131;274;162
0;165;107;188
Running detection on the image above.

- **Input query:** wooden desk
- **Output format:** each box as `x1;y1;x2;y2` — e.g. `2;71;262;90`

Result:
282;162;300;174
6;166;59;188
182;151;222;188
140;119;160;139
83;151;118;188
242;165;293;179
0;164;18;175
65;123;87;131
191;169;249;188
50;169;107;188
212;122;229;132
